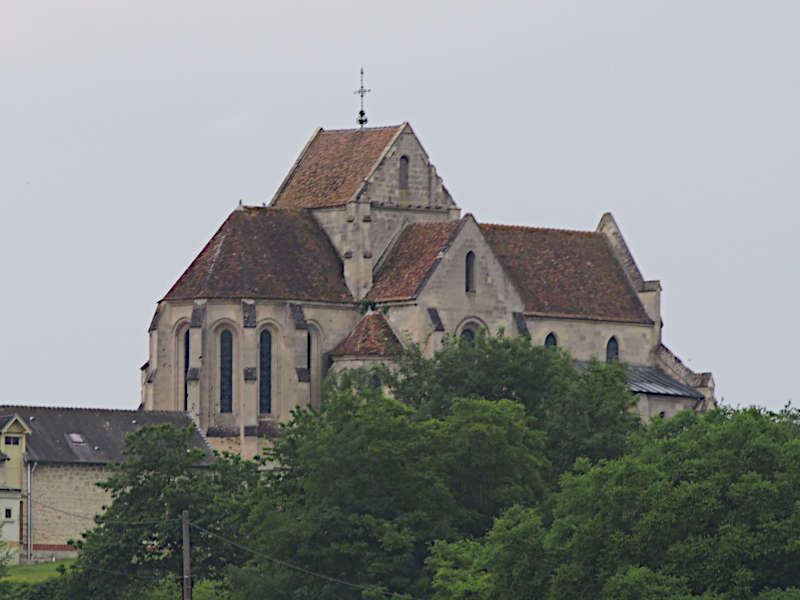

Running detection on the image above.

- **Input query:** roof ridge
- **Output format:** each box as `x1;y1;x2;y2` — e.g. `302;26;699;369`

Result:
0;405;186;414
321;124;403;133
480;222;598;236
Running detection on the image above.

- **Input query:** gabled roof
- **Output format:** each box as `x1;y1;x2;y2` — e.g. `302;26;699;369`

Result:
480;224;652;324
163;207;353;303
271;125;403;209
330;311;403;358
367;220;462;301
0;406;214;465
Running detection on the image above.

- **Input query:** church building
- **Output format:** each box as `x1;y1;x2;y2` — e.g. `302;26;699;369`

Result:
140;122;714;458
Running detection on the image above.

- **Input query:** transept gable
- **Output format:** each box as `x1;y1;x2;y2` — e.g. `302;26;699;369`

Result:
367;218;464;302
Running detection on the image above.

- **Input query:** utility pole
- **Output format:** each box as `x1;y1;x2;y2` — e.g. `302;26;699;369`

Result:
182;509;192;600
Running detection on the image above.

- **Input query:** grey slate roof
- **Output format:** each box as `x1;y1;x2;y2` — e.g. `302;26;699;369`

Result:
0;406;214;466
627;365;705;400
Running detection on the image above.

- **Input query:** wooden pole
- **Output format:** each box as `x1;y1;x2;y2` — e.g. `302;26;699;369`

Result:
182;509;192;600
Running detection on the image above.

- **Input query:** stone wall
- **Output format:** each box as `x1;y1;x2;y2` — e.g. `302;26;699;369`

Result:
29;463;112;560
635;393;698;422
146;299;359;429
525;316;655;365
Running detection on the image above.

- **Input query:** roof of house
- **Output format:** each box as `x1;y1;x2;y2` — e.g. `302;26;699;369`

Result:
368;220;462;301
480;224;652;324
163;207;353;303
0;406;214;465
330;311;403;358
627;365;705;399
272;125;403;209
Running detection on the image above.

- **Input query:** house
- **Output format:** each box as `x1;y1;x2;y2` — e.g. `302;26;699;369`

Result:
140;122;714;459
0;406;212;563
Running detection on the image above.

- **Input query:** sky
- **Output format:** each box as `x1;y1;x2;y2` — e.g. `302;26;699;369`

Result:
1;1;797;411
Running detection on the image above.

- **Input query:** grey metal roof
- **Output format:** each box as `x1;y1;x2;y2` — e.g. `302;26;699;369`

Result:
627;365;705;400
0;406;214;465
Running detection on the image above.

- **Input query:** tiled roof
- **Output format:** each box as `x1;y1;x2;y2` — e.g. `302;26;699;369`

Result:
163;207;353;303
330;311;403;358
0;406;214;465
480;224;652;324
368;220;462;301
272;125;402;209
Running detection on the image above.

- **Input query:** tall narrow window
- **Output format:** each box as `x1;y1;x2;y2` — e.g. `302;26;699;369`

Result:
183;330;190;411
259;330;272;414
220;329;233;413
465;251;476;293
545;332;557;347
307;331;313;376
606;336;619;361
460;328;475;346
399;155;409;189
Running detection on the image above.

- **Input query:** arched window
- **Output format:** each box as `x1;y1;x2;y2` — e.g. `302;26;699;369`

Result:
399;155;409;189
545;332;557;347
606;336;619;361
307;332;313;376
465;251;476;293
183;329;190;411
259;330;272;414
460;327;476;346
220;329;233;413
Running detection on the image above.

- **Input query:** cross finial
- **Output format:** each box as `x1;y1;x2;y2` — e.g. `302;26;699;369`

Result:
353;67;371;128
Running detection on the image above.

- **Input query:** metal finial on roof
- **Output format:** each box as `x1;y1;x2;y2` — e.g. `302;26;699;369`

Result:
353;67;371;128
237;199;243;211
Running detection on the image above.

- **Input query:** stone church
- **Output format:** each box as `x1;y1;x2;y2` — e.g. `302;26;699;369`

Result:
140;122;714;458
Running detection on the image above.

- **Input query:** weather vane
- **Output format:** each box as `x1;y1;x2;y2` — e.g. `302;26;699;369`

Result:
354;67;371;128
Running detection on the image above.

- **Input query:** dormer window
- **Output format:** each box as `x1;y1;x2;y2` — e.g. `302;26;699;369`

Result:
4;436;19;446
399;155;409;189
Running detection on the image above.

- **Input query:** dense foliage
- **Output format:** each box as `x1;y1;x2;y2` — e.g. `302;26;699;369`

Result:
44;332;800;599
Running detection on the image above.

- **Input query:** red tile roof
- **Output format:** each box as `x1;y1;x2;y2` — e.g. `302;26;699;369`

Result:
272;125;402;209
368;220;462;301
330;311;402;357
480;224;652;324
163;207;353;303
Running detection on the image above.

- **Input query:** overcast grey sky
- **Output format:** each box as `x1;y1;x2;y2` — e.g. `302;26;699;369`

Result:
1;1;797;410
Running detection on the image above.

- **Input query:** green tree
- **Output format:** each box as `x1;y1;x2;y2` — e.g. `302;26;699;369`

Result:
388;332;641;486
60;424;258;599
227;386;547;599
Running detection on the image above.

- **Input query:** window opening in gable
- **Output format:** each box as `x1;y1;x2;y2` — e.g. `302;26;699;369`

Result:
183;329;190;411
220;329;233;413
259;330;272;415
606;336;619;361
307;332;312;377
545;333;557;347
399;155;409;190
4;436;19;446
465;251;476;293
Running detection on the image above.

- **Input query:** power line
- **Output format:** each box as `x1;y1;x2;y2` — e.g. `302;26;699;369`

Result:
189;522;419;600
31;498;176;525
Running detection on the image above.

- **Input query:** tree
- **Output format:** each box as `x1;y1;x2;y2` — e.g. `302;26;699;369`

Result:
387;331;641;486
226;385;548;599
430;407;800;600
60;424;258;598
